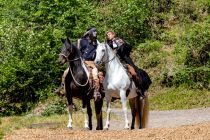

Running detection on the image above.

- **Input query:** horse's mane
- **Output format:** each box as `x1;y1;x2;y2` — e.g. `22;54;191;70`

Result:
104;42;126;69
72;43;81;56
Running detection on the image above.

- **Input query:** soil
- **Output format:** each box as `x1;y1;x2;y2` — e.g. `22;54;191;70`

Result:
3;107;210;140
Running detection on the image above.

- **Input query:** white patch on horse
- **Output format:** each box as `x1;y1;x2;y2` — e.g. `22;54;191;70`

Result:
81;59;90;78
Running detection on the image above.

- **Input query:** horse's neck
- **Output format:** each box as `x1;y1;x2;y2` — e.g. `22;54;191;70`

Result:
105;47;125;76
68;55;89;78
69;52;82;70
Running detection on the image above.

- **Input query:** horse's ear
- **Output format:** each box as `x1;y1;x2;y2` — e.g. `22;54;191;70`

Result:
61;38;65;43
67;37;71;44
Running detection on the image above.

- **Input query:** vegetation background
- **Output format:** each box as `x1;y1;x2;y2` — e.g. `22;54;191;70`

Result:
0;0;209;117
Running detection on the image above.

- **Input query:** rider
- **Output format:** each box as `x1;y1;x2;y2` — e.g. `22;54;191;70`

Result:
105;30;145;97
78;27;100;94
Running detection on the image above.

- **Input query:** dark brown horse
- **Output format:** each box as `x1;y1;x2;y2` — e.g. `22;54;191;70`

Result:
59;38;103;130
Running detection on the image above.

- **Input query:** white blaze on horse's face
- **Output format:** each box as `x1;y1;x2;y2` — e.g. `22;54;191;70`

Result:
95;43;106;65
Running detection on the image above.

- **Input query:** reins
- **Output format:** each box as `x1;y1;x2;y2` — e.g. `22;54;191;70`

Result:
103;55;116;64
68;57;89;87
59;54;80;62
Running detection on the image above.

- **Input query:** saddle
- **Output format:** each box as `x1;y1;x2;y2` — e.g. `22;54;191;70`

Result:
86;66;104;88
86;65;105;99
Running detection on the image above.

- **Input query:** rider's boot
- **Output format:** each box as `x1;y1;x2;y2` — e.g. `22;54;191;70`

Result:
127;64;145;98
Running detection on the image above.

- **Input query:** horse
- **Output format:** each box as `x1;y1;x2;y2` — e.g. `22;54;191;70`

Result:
58;38;104;130
94;42;149;129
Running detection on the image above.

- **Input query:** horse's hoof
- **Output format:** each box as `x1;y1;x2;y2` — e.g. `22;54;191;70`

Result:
131;127;134;130
124;126;130;130
96;127;103;130
67;127;73;130
139;126;143;129
103;127;109;130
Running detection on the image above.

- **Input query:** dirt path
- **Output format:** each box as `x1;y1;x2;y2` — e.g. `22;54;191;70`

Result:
3;107;210;140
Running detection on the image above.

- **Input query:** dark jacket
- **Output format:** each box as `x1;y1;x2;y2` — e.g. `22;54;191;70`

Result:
107;39;134;66
79;38;97;61
107;39;152;92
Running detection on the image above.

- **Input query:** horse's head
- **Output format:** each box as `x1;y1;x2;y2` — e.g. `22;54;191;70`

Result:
94;42;107;65
59;38;78;65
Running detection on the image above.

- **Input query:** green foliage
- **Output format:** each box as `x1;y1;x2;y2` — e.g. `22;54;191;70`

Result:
0;0;152;116
133;40;163;69
0;0;209;116
0;0;65;116
41;98;67;116
180;24;209;67
169;23;210;88
159;30;177;45
95;0;151;44
150;87;210;110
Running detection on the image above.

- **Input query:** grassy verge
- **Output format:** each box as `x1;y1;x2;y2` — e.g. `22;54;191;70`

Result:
0;114;68;139
149;87;210;110
0;109;121;139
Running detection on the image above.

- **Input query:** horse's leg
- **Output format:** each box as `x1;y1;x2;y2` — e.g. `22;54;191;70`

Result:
82;98;89;129
87;99;92;130
104;95;111;130
142;92;149;128
67;104;73;129
66;91;73;129
129;97;136;130
138;96;143;129
94;98;103;130
120;90;129;129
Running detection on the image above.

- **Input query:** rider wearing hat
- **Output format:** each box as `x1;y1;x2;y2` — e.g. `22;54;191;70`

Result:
78;27;100;94
106;30;146;97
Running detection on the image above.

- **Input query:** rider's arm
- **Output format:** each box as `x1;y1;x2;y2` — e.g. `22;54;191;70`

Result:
79;39;88;55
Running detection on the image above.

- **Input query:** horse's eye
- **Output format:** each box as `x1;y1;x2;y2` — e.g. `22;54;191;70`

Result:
102;49;105;52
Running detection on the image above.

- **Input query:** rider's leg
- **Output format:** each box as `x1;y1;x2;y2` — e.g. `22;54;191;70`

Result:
84;61;100;94
92;67;100;91
127;64;144;97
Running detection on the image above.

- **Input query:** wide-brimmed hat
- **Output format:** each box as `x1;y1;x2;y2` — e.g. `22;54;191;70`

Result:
83;27;97;37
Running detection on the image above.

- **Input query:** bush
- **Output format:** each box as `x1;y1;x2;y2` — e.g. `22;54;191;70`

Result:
132;40;163;68
172;67;210;89
41;100;67;116
0;0;153;116
166;23;210;88
182;24;209;67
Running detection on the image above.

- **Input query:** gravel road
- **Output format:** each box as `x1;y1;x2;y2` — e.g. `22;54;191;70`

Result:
3;107;210;140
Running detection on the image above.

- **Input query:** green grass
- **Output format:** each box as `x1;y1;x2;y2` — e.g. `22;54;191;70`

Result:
0;113;85;139
149;86;210;110
0;109;121;139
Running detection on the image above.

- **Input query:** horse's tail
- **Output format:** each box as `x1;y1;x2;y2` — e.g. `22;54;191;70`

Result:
135;91;149;128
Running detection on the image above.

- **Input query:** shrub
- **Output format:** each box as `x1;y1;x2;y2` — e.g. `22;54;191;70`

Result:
132;40;163;68
41;98;67;116
167;23;210;88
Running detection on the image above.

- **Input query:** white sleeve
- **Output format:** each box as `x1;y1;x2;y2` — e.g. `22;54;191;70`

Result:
113;42;118;48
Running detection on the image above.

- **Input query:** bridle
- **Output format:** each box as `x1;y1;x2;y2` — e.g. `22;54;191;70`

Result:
59;45;89;87
68;59;89;87
59;53;80;62
98;44;116;65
